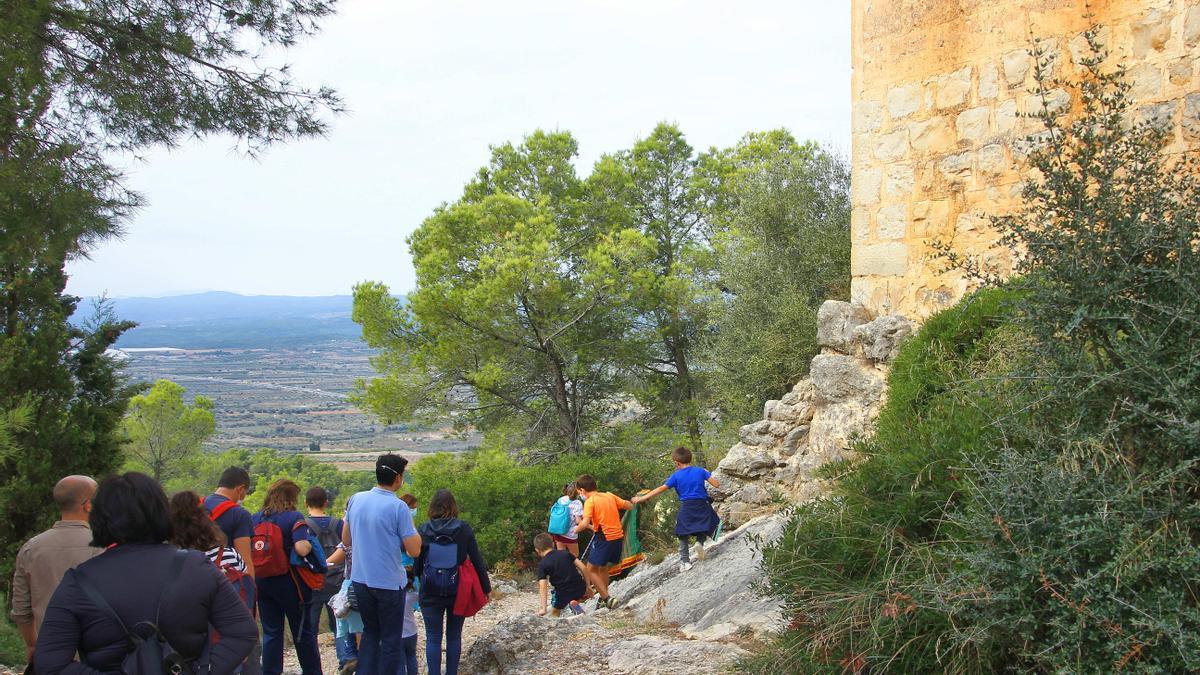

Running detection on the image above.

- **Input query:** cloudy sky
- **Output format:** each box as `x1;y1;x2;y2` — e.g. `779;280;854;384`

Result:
66;0;851;299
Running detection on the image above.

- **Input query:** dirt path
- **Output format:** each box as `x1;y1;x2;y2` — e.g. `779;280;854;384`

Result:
286;585;544;675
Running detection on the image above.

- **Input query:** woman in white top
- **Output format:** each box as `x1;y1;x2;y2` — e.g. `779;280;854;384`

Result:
551;482;585;557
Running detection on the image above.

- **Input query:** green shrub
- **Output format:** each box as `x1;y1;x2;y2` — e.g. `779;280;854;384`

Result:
752;286;1025;673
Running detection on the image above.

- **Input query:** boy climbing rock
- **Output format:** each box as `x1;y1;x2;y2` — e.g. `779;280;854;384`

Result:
573;474;632;609
632;446;720;572
532;533;587;616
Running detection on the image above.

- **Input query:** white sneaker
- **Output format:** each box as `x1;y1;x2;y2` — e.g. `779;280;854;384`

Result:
679;562;693;572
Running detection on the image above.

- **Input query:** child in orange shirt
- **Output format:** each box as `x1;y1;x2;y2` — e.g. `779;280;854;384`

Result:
572;474;632;609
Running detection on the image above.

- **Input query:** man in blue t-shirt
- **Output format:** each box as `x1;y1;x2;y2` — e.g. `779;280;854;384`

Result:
204;467;256;578
343;454;421;675
631;446;721;572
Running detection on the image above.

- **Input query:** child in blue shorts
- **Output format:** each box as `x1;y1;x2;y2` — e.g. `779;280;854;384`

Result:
632;446;721;572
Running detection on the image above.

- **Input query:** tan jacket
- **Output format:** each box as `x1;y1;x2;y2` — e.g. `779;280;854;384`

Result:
11;521;102;633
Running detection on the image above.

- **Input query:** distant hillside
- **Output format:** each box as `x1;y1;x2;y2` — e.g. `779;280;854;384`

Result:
73;291;403;349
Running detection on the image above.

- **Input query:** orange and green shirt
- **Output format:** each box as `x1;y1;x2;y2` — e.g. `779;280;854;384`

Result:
583;491;632;540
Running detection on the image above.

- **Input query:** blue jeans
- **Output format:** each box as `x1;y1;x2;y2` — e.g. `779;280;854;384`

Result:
336;632;359;667
401;635;418;675
306;594;359;666
422;603;465;675
257;575;323;675
353;583;405;675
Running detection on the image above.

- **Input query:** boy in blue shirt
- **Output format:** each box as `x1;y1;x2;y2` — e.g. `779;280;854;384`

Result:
631;446;721;572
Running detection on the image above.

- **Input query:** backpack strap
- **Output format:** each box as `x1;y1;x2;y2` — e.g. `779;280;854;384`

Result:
303;517;327;537
208;500;237;521
73;550;189;647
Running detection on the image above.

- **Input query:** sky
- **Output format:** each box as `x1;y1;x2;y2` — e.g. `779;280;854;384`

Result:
65;0;851;299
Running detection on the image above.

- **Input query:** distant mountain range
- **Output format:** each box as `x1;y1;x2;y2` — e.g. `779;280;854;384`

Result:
74;291;402;349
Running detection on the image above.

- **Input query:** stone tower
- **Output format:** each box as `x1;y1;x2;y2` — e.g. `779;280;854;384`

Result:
850;0;1200;320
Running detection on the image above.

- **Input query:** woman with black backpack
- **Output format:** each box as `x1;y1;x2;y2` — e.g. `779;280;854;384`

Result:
411;490;490;675
33;472;257;675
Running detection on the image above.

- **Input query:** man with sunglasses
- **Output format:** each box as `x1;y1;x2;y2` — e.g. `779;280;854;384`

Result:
10;475;102;664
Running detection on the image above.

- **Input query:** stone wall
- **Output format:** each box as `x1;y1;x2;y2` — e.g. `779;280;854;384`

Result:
712;301;913;527
850;0;1200;320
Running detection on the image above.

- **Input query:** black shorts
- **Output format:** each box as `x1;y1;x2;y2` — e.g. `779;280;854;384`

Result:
586;534;624;566
552;583;586;609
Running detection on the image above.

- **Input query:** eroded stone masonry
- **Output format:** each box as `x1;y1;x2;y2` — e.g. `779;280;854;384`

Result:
713;0;1200;525
850;0;1200;320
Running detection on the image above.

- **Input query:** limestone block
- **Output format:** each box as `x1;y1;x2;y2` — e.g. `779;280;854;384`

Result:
851;243;909;277
816;300;870;353
908;116;953;151
1068;27;1110;67
851;167;882;207
1026;89;1071;117
1187;6;1200;47
780;426;810;457
767;421;793;437
737;420;775;446
936;66;972;109
1131;8;1171;58
851;315;915;362
810;354;886;404
995;99;1019;134
956;106;991;143
734;484;773;506
1003;49;1031;87
884;163;915;198
717;442;776;479
852;207;871;243
1185;94;1200;142
768;400;810;424
887;82;923;119
939;151;973;182
1170;59;1193;86
762;399;781;420
876;205;907;240
976;144;1007;176
1138;101;1176;132
911;200;951;237
873;128;909;160
854;100;884;134
1128;64;1163;100
956;211;988;236
978;64;1000;100
790;379;815;402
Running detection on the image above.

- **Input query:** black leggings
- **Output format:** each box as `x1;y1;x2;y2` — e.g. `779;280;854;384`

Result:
679;534;708;563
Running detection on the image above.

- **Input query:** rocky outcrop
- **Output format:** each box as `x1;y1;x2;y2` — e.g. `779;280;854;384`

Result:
611;513;787;639
712;301;913;527
460;612;747;674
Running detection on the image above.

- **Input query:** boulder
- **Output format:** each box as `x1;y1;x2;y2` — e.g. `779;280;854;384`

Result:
737;420;775;446
780;425;810;456
607;637;748;674
717;443;777;479
734;483;773;506
810;354;886;404
817;301;871;353
612;513;787;639
461;613;596;674
852;314;914;362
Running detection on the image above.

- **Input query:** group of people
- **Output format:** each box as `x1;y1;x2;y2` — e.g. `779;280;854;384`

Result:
8;445;719;675
10;454;490;675
533;445;720;616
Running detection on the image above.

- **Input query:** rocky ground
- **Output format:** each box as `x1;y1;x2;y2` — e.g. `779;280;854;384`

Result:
288;580;758;675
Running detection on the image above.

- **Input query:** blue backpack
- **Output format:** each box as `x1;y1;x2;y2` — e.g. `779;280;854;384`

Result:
548;499;571;535
422;533;459;597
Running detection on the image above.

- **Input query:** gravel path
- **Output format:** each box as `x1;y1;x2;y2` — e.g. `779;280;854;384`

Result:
284;585;542;675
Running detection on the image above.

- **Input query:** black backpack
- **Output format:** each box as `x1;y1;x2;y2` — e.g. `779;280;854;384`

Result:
305;517;346;594
73;551;197;675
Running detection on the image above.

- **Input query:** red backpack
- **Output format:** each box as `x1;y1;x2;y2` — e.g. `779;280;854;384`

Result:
251;515;290;578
